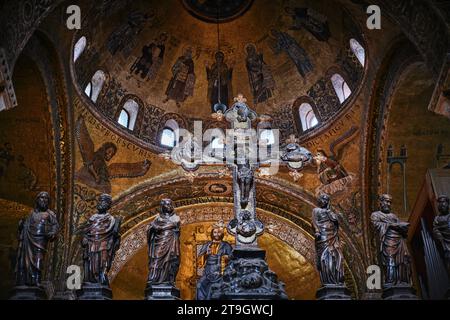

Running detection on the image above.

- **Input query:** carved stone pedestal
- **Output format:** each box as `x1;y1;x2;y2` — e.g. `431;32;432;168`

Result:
316;284;352;300
382;284;418;300
10;286;47;300
77;282;112;300
52;290;77;300
144;283;180;300
210;248;288;300
361;291;382;300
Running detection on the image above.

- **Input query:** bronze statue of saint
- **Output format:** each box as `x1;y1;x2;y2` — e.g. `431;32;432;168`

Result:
15;191;59;287
79;194;121;286
147;199;181;284
433;195;450;276
312;193;344;285
196;222;233;300
371;194;412;286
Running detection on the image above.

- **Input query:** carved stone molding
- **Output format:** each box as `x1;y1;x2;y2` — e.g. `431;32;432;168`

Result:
376;0;449;78
0;48;17;111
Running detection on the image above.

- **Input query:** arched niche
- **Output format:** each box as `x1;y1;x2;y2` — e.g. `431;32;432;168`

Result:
109;203;362;300
0;30;73;299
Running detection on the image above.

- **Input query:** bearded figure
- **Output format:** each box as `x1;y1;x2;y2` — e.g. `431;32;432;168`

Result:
196;222;233;300
15;192;59;287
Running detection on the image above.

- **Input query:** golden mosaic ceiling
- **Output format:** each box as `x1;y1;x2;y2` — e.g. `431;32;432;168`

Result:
73;0;365;149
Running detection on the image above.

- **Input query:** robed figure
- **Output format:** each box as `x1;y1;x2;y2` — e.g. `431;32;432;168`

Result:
284;7;331;42
270;29;313;80
371;194;412;286
196;223;233;300
206;51;233;112
130;33;168;81
433;195;450;277
15;191;59;287
79;194;121;286
147;199;181;285
245;44;275;104
163;47;196;108
312;194;344;285
106;10;153;57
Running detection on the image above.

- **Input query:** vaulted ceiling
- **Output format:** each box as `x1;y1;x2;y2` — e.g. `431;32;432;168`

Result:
0;0;448;299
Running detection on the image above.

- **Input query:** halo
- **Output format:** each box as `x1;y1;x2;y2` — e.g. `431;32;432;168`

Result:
212;220;225;230
244;43;256;53
182;45;193;56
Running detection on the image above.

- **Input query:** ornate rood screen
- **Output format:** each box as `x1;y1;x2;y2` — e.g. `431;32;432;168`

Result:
162;94;313;299
165;94;312;247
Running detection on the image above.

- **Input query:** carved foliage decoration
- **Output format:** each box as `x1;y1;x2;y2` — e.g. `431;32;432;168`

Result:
307;78;340;121
96;77;127;119
271;104;298;143
135;104;165;143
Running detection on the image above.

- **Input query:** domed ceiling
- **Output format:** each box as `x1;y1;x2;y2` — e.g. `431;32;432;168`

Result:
73;0;365;149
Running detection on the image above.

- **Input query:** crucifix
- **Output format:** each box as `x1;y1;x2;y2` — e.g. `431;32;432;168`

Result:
168;94;313;299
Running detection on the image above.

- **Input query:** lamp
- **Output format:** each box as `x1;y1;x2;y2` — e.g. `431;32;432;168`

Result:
211;2;227;119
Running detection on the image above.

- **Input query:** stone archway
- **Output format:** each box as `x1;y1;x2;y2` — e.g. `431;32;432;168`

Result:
109;203;359;299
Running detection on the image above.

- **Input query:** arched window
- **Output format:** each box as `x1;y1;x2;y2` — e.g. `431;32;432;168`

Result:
89;70;106;103
331;73;351;103
84;82;92;98
211;137;224;149
160;119;179;148
260;129;275;145
298;103;319;131
73;36;87;62
161;128;175;148
350;38;365;67
117;109;130;129
118;99;139;130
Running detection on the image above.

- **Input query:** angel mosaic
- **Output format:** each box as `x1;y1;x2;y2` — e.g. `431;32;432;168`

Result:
313;126;358;196
74;117;151;193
